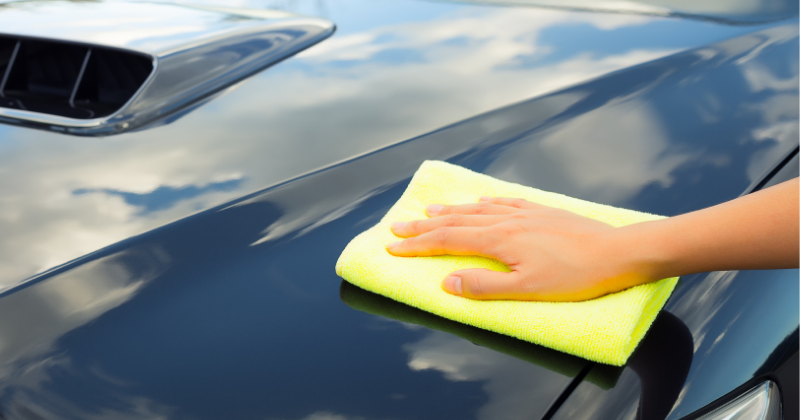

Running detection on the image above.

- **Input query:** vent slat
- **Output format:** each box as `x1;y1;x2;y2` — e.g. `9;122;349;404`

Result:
0;38;18;80
0;35;153;119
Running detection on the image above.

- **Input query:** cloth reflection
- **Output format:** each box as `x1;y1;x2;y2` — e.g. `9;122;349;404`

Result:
624;310;694;420
341;281;693;420
339;280;620;389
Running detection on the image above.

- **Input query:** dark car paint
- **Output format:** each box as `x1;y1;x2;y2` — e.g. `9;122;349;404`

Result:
1;0;794;287
0;9;796;418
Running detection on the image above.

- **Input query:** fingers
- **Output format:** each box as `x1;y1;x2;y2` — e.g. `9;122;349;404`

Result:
442;269;527;300
426;198;544;218
386;226;495;257
426;202;518;217
391;214;506;237
478;197;544;210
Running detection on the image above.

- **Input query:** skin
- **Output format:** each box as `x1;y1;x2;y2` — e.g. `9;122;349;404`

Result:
386;178;799;302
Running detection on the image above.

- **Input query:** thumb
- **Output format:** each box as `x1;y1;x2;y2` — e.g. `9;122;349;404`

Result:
442;269;522;300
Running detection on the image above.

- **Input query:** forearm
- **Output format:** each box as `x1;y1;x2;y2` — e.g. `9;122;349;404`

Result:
622;178;799;282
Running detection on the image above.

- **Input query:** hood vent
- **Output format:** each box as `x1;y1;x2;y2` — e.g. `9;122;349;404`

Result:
0;36;153;119
0;1;335;136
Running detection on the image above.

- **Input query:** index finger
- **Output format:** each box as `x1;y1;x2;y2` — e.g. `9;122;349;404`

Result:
478;197;545;210
386;226;496;258
426;202;518;218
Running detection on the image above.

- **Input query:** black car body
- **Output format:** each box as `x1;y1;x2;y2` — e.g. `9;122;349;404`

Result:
0;0;797;419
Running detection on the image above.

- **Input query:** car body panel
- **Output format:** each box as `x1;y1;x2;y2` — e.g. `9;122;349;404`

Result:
0;1;797;419
0;0;792;289
448;0;800;24
550;268;799;420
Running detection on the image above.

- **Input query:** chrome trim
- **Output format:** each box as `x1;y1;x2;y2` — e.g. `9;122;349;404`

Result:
0;1;335;135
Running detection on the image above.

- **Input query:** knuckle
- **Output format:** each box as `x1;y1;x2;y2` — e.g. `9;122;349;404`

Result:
468;275;485;297
481;233;504;256
399;236;415;248
446;214;465;227
474;202;491;215
509;198;526;208
434;227;451;248
407;220;421;233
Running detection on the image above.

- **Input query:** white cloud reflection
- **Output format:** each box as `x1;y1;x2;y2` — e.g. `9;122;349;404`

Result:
405;331;571;420
486;99;698;204
0;245;170;419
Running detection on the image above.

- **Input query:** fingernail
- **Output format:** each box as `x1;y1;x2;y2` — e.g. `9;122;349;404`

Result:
391;222;406;231
442;276;462;295
386;241;401;249
427;204;444;214
479;196;491;201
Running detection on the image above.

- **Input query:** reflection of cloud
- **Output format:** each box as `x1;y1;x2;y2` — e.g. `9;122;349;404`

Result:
0;245;169;367
407;332;496;381
405;331;570;420
668;271;737;353
5;389;177;420
270;410;380;420
0;246;173;418
250;182;395;246
74;178;243;215
0;245;170;419
746;123;798;182
487;100;696;204
300;413;349;420
0;3;754;288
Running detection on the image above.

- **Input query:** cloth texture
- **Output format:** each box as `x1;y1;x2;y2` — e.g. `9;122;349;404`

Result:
335;160;678;366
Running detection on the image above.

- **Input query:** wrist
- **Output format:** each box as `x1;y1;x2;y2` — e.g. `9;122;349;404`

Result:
606;219;679;288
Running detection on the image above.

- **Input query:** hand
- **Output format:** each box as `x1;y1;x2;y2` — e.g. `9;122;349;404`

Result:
386;197;655;301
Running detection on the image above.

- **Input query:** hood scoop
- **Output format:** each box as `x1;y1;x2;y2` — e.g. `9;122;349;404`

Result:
0;37;153;120
0;1;335;136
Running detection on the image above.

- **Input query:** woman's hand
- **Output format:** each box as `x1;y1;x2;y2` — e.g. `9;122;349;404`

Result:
385;197;657;301
385;178;799;302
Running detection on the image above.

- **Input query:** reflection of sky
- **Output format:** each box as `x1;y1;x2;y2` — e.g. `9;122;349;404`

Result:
74;179;242;215
404;331;575;420
0;0;791;288
0;1;268;52
0;244;169;420
664;269;799;419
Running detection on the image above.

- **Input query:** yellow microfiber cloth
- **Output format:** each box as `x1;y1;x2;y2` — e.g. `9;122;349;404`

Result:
335;160;679;366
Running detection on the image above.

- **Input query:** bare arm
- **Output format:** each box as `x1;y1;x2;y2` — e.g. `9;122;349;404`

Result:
386;178;799;301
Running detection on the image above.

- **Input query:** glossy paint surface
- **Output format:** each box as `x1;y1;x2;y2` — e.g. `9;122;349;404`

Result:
0;0;793;287
551;269;799;420
448;0;800;24
0;8;795;417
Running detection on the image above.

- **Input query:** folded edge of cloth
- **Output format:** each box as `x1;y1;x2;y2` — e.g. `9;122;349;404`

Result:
335;160;679;366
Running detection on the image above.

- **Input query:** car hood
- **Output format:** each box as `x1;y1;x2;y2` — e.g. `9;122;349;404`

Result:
0;1;796;419
0;0;795;288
